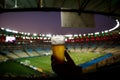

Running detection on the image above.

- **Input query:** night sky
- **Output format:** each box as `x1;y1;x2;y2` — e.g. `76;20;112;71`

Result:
0;11;116;35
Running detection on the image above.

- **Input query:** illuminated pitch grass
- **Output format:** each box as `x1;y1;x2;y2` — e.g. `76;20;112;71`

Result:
17;52;105;75
69;52;104;65
0;60;42;77
17;56;53;75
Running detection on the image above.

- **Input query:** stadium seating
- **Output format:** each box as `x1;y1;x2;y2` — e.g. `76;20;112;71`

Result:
0;54;8;62
0;50;19;59
0;27;120;80
24;49;39;57
13;50;29;58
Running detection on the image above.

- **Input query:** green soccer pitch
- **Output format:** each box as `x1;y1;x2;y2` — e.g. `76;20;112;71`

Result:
17;52;104;75
0;52;105;77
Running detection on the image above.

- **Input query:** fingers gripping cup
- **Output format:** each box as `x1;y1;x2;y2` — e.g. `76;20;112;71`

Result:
51;35;65;63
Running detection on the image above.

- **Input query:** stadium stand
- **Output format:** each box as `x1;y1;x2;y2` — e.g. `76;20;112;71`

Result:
24;48;39;57
0;27;120;80
12;50;29;58
34;47;45;56
80;53;113;73
0;50;19;59
0;54;8;62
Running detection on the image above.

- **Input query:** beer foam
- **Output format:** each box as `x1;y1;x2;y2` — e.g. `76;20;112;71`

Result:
51;35;65;45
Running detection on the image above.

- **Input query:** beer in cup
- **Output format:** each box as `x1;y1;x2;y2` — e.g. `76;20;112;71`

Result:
51;35;65;63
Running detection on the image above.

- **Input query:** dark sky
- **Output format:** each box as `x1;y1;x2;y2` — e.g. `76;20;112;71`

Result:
0;11;116;35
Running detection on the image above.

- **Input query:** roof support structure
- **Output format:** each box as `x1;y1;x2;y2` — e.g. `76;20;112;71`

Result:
1;7;120;17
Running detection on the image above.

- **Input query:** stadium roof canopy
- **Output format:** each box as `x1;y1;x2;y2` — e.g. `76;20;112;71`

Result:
0;0;119;16
0;0;120;28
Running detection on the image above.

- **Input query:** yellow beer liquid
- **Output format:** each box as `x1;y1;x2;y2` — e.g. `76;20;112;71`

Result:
52;44;65;63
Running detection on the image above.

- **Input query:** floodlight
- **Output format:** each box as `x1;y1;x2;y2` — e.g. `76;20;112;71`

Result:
109;19;120;32
33;33;37;36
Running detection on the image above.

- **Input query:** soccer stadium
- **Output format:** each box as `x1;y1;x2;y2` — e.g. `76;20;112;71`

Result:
0;0;120;80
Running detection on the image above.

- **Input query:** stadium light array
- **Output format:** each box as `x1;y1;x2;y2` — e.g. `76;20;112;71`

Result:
73;34;78;37
20;32;24;34
27;33;30;36
64;34;73;37
24;32;27;35
95;32;99;34
12;30;18;33
88;33;91;36
104;30;109;33
33;33;37;36
1;27;5;30
39;34;42;36
5;28;18;33
46;34;52;37
109;19;120;32
90;33;94;35
5;28;11;32
79;34;82;36
83;34;86;36
68;36;74;39
101;31;104;34
42;34;45;37
1;19;119;43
